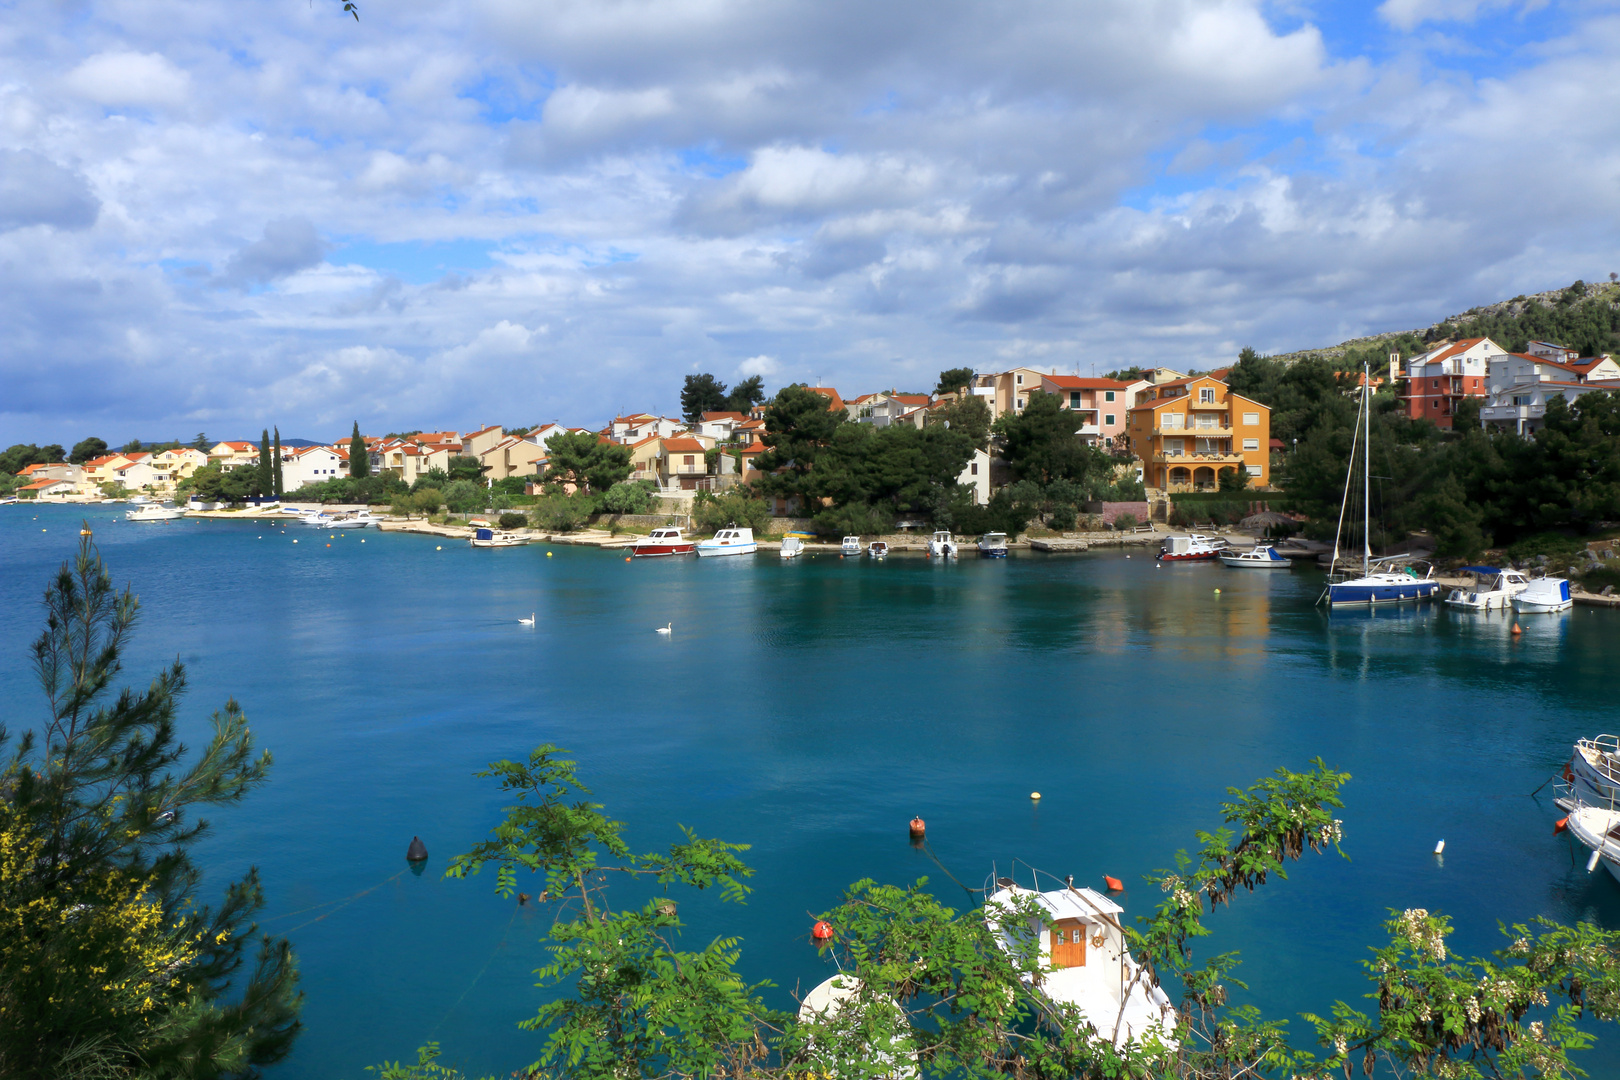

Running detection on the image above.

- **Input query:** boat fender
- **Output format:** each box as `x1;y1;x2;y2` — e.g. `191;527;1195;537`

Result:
406;836;428;862
1433;840;1444;855
1589;849;1603;873
811;920;834;941
1102;875;1124;892
1563;759;1574;783
1554;817;1569;834
908;817;925;839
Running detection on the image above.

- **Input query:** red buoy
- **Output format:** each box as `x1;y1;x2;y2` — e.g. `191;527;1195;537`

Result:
1555;817;1569;834
811;920;834;941
1512;622;1523;636
1103;875;1124;892
909;817;925;839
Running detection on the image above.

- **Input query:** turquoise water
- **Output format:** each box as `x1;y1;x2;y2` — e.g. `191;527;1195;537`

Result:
4;504;1619;1076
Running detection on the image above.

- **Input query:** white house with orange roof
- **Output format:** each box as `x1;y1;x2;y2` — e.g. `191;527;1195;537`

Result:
17;461;80;483
696;411;750;442
281;445;349;490
112;452;164;491
460;424;507;459
20;477;78;500
1399;338;1500;428
1478;380;1619;436
848;391;933;428
208;441;260;471
609;414;684;444
1489;344;1620;395
77;453;133;494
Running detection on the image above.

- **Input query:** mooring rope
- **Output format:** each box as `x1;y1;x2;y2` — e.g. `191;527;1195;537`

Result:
263;868;409;934
920;839;981;897
429;903;523;1038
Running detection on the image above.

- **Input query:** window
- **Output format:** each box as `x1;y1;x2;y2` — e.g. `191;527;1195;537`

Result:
683;455;695;465
1104;414;1115;426
1199;388;1216;404
1069;392;1082;408
1243;438;1259;451
1161;413;1183;430
1243;412;1259;426
1104;390;1115;402
1015;374;1023;385
970;463;978;475
1246;464;1263;476
1017;398;1025;409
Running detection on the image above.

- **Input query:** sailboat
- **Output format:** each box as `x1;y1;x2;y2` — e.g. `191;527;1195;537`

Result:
1321;362;1440;607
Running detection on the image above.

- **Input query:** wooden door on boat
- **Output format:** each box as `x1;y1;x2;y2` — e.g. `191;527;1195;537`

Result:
1051;919;1087;968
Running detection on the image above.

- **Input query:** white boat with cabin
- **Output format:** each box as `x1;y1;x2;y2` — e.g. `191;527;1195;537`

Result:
1514;576;1572;613
985;876;1177;1049
470;527;530;548
928;531;958;558
1563;803;1620;884
696;525;758;557
633;527;695;557
780;536;805;559
1568;735;1620;806
868;541;889;559
1157;534;1223;562
1218;543;1290;569
125;503;185;522
841;535;862;557
1444;567;1529;611
977;532;1009;558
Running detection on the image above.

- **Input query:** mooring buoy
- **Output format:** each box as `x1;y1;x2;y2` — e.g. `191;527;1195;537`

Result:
406;836;428;862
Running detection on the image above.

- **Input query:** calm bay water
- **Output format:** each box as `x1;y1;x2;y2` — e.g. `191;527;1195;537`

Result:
4;504;1620;1077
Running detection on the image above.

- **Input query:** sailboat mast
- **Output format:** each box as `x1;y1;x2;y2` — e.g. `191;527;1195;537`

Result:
1362;361;1371;575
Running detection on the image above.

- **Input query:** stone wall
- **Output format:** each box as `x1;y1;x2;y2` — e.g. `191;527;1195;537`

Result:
1083;501;1150;525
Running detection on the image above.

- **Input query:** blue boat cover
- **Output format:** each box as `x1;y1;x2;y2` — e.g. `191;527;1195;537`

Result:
475;528;493;540
1459;566;1498;575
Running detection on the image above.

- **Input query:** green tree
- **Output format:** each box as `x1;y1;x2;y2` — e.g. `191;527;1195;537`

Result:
70;437;108;464
680;374;731;425
442;480;485;515
1420;473;1488;557
751;385;849;503
543;432;632;494
349;423;369;479
691;490;771;534
725;375;767;415
598;480;655;514
257;429;272;498
926;393;992;451
0;532;301;1077
0;444;65;475
192;432;210;452
446;455;485;485
934;366;976;396
272;428;284;498
993;391;1107;488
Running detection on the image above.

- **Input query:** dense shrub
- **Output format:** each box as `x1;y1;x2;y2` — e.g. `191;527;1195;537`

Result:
1114;512;1138;531
692;490;770;534
810;502;895;537
598;480;656;515
443;480;485;515
497;512;528;529
530;494;594;532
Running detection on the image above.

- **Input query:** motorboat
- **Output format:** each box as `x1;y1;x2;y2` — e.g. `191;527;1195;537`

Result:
796;975;916;1078
928;531;958;558
1514;576;1572;613
1218;543;1291;569
1563;803;1620;884
1444;567;1529;610
780;536;805;559
125;503;184;522
470;528;530;548
632;527;695;557
1322;361;1440;608
841;536;862;557
868;541;889;559
1157;534;1222;562
985;876;1177;1050
1569;735;1620;806
977;532;1009;558
695;525;758;557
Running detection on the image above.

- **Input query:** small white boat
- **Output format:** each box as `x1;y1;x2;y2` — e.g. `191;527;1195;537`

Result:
780;536;805;559
985;876;1177;1049
331;510;381;529
696;525;758;557
470;528;530;548
868;541;888;559
1569;735;1620;805
841;535;862;557
1157;534;1223;562
796;975;916;1078
928;531;958;558
633;527;695;557
1445;567;1529;610
1564;803;1620;884
1218;543;1291;569
1514;576;1572;613
977;532;1009;558
125;503;184;522
299;512;338;528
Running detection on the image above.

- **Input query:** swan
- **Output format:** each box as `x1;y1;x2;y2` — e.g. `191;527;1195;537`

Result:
519;613;536;626
656;622;672;634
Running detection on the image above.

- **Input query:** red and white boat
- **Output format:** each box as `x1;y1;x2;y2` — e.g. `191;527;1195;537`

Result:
632;527;695;557
1157;534;1226;562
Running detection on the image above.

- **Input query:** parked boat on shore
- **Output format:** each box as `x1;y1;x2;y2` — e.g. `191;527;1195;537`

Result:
984;874;1177;1049
1445;567;1529;611
470;528;529;548
696;525;757;557
1218;543;1290;569
1515;576;1572;613
977;532;1009;558
633;527;695;557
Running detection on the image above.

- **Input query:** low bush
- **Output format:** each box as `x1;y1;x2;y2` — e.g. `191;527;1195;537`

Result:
497;512;527;529
598;480;656;515
810;502;895;537
530;494;594;532
1113;512;1138;531
692;490;771;534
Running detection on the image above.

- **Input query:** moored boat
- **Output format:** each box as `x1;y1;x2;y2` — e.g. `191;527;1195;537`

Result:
1563;803;1620;884
470;528;530;548
633;527;695;557
1444;568;1529;610
841;535;862;557
1514;576;1572;613
977;532;1009;558
1218;543;1290;569
125;503;184;522
1157;534;1222;562
695;525;758;557
928;531;958;558
780;536;805;559
1569;735;1620;806
868;541;889;559
985;875;1177;1049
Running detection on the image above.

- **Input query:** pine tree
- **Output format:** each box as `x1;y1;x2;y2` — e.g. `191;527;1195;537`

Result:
272;427;284;498
0;531;303;1075
349;422;369;479
258;429;272;498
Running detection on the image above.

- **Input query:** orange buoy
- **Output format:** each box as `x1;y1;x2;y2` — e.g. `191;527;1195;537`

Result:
625;556;631;562
1555;817;1569;834
1102;875;1124;892
909;817;925;839
1512;622;1522;635
811;920;834;941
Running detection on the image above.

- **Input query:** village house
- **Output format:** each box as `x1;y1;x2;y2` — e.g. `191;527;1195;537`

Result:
608;414;684;444
1128;375;1271;493
459;425;507;459
1478;381;1615;436
1035;376;1147;449
1398;338;1500;428
20;477;78;500
76;453;133;494
848;392;932;428
696;412;750;443
17;462;81;483
281;445;349;490
658;436;711;490
479;435;547;480
986;368;1049;420
151;448;208;486
1488;346;1620;392
112;452;164;491
957;447;992;505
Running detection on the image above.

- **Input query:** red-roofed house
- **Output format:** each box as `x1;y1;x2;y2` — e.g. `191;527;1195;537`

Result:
1036;376;1146;447
479;435;547;480
77;454;133;494
17;461;79;483
460;425;507;458
804;387;845;413
610;414;684;444
282;446;348;490
208;441;259;471
1128;375;1271;492
659;436;710;490
697;412;749;442
21;477;77;499
1399;338;1499;428
1488;347;1620;397
848;391;933;429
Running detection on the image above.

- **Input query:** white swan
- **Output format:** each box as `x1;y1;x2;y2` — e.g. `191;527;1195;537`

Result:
655;622;672;634
519;613;536;626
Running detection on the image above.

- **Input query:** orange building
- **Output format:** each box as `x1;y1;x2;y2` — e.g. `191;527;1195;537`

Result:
1128;375;1271;492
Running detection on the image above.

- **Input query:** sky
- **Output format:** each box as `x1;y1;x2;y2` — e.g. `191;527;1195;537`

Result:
3;0;1619;443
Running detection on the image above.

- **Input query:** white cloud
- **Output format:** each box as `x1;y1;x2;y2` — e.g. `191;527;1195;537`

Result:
1377;0;1545;32
738;354;779;378
63;51;190;108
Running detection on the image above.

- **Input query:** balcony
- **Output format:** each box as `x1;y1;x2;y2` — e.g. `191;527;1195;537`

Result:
1157;422;1231;434
1149;450;1244;464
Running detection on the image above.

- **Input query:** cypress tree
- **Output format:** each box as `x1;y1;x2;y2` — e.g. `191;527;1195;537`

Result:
272;427;284;498
349;422;369;478
257;429;271;498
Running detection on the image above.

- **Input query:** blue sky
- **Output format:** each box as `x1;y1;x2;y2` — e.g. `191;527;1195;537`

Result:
2;0;1618;442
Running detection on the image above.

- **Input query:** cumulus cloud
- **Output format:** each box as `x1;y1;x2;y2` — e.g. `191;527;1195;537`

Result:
217;218;329;289
64;51;190;108
738;354;780;378
1377;0;1544;31
0;152;99;232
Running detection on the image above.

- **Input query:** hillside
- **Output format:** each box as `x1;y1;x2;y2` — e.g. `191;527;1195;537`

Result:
1265;277;1620;367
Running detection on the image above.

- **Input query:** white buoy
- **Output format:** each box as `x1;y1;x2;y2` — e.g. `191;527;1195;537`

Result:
1030;791;1041;801
436;545;442;550
1589;849;1603;873
1433;840;1445;855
